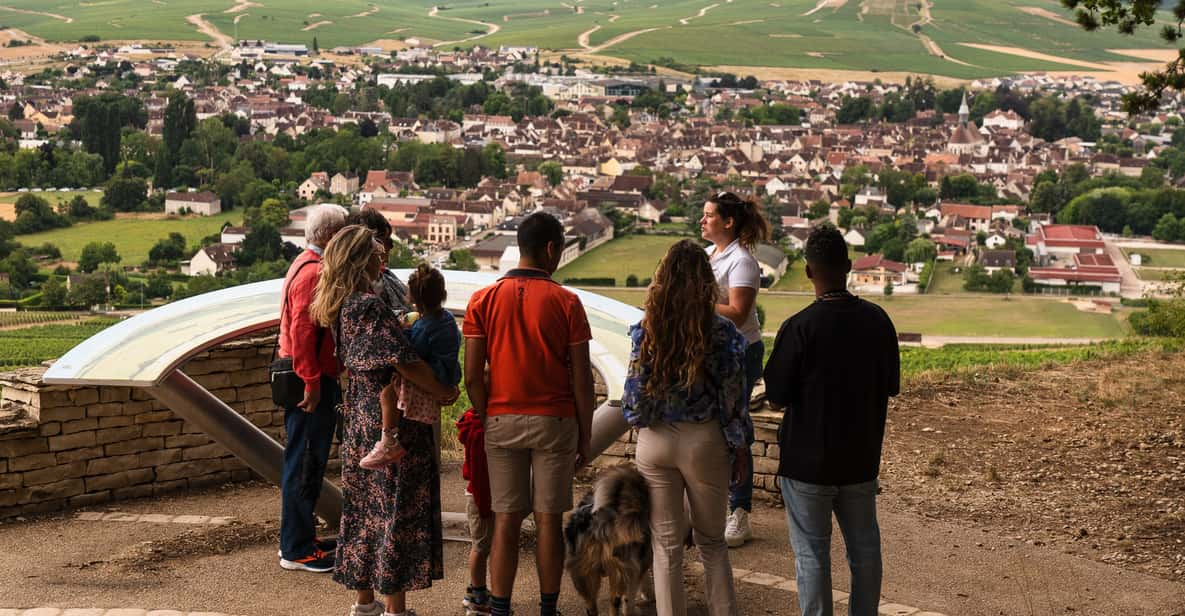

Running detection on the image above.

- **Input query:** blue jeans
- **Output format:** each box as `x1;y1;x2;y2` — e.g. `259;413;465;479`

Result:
280;377;340;560
729;339;764;513
779;477;882;616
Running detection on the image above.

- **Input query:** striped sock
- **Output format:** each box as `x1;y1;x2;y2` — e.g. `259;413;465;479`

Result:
491;595;512;616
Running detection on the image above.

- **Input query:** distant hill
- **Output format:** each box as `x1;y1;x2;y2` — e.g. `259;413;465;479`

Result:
0;0;1177;81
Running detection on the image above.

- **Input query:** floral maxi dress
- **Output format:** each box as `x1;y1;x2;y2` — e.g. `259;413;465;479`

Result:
333;292;444;594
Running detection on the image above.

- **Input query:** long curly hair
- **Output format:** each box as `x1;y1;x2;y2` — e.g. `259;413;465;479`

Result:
309;225;379;328
639;239;720;398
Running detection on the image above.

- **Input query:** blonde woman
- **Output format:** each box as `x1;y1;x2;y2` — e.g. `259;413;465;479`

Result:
621;239;754;616
309;225;458;616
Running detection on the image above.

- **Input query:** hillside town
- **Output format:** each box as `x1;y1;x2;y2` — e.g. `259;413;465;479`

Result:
2;41;1184;303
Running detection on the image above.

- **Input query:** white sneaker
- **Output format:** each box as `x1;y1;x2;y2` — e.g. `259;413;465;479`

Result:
348;601;383;616
725;508;753;548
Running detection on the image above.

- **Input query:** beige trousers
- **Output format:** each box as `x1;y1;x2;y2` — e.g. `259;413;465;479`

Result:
635;421;739;616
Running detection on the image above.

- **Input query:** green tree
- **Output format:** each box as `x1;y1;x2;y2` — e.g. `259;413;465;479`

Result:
445;249;479;272
0;249;36;289
388;240;417;268
539;160;563;187
147;232;187;265
237;224;282;266
1153;213;1181;242
101;175;148;212
78;241;120;273
883;280;894;296
40;276;66;307
808;199;831;220
67;273;109;307
252;198;291;229
904;238;937;264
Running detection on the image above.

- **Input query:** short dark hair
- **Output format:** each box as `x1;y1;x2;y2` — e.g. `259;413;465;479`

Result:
517;212;564;262
347;207;393;247
804;225;848;269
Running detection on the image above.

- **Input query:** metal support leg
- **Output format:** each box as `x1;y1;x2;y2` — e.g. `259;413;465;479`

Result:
147;370;343;525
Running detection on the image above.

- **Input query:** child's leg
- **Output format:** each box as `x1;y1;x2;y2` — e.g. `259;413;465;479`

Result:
379;381;400;442
359;381;406;469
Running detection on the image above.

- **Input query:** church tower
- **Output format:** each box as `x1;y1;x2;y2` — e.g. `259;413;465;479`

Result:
958;91;970;126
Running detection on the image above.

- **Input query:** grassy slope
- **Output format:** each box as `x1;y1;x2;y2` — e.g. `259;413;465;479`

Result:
556;234;681;285
15;211;241;264
588;288;1129;338
0;0;1171;76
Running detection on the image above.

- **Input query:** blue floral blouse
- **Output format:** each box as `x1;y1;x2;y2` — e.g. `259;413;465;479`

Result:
621;315;754;450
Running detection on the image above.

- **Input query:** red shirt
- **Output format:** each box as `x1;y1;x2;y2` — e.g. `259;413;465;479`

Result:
278;249;340;392
462;268;591;418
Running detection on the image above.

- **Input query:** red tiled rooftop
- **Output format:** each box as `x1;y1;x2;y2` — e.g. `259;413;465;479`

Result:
1040;225;1101;241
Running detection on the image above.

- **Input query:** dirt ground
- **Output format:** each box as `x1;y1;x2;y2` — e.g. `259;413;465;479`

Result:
882;350;1185;584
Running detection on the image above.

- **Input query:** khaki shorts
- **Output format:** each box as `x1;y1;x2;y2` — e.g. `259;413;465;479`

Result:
467;494;493;554
484;414;578;514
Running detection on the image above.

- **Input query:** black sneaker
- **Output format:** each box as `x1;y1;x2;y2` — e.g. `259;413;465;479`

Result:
279;548;334;572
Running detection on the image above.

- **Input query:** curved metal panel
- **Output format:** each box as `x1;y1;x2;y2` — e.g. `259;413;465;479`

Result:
43;270;643;398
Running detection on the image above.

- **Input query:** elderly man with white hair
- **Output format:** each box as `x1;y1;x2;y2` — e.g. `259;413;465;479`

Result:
277;203;349;573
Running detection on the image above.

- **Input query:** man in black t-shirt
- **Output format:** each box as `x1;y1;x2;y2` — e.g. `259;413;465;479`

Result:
764;225;900;616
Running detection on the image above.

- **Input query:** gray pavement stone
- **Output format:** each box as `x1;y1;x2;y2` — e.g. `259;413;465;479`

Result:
60;610;104;616
74;512;104;521
0;611;17;616
102;610;147;616
138;514;173;524
878;604;919;615
144;611;185;616
20;609;61;616
100;512;139;522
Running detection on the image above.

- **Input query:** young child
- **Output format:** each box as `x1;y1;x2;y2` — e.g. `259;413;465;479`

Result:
360;263;461;470
456;407;493;615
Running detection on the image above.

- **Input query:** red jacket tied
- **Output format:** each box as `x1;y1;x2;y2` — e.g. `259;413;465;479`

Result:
457;408;491;518
279;249;340;393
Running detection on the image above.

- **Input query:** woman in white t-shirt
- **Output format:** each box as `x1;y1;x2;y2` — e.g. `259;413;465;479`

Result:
700;190;772;549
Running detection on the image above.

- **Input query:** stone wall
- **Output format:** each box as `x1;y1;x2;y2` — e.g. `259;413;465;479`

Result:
593;394;785;500
0;336;322;519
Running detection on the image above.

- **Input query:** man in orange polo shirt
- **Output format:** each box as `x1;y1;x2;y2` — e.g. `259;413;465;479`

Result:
463;212;596;616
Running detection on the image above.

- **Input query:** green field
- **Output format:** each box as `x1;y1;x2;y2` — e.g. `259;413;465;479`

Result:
0;190;102;207
1135;268;1184;282
15;211;240;264
770;260;812;292
0;0;1172;78
587;288;1130;338
1124;247;1185;269
557;234;682;285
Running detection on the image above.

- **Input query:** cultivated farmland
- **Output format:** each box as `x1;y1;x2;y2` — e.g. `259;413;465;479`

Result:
0;0;1174;79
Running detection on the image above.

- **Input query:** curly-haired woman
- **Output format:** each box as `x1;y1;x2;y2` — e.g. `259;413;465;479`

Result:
309;225;459;616
622;239;755;616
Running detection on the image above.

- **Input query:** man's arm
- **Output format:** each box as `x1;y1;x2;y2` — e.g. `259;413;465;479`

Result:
464;337;489;417
570;341;595;469
763;319;799;408
288;268;323;411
